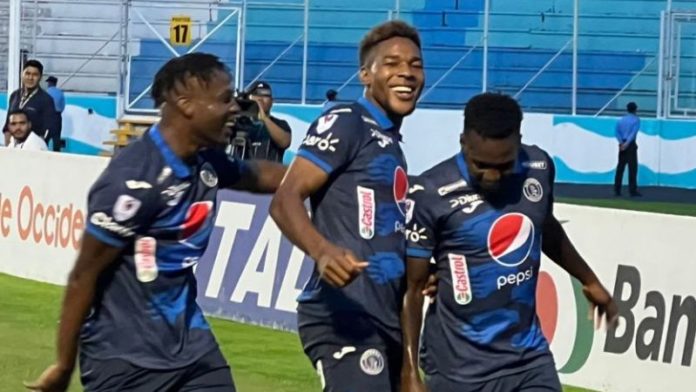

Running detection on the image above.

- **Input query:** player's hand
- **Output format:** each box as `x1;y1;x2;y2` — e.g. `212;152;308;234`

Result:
421;273;438;304
583;281;619;330
314;242;368;287
24;363;72;392
401;372;428;392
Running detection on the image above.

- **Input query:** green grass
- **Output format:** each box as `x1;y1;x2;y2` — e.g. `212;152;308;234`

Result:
0;273;595;392
558;197;696;217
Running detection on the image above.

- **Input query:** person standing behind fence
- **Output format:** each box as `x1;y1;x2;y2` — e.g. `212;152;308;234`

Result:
46;76;65;152
2;60;57;148
614;102;641;197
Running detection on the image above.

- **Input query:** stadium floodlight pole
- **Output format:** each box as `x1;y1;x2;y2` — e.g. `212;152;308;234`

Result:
301;0;309;104
572;0;578;115
482;0;490;92
7;0;21;95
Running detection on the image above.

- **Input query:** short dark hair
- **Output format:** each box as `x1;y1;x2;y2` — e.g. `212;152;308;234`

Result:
8;108;30;122
23;59;44;75
464;93;523;139
627;102;638;113
326;89;337;100
359;20;421;67
151;53;229;107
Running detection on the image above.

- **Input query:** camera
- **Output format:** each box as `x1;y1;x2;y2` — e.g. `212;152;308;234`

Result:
227;90;260;160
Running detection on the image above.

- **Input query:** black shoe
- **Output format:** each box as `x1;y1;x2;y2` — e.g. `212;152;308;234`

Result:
630;191;642;197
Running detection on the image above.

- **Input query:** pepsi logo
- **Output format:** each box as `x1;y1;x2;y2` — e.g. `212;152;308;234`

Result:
487;213;535;267
393;166;409;216
180;201;213;239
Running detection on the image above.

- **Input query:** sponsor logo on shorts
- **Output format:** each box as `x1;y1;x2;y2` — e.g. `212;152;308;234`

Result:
357;186;375;239
359;349;384;375
449;253;472;305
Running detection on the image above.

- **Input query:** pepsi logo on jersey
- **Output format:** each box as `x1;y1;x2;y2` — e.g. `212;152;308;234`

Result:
487;213;535;267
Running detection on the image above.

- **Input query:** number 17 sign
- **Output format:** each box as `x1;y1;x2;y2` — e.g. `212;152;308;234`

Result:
169;15;192;46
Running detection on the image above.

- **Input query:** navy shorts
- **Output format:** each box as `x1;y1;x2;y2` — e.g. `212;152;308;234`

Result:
298;311;402;392
426;362;562;392
79;348;236;392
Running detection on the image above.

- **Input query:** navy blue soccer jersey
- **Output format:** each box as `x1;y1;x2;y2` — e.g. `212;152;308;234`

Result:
406;145;556;382
81;125;247;369
296;97;409;343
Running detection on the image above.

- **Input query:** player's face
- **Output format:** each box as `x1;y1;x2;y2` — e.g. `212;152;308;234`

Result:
462;130;520;194
8;114;31;140
22;66;41;90
189;70;236;147
360;37;424;121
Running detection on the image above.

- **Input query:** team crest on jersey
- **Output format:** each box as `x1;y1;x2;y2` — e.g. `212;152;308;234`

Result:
522;178;543;203
316;114;339;134
200;170;218;188
487;213;535;267
448;253;472;305
393;166;409;216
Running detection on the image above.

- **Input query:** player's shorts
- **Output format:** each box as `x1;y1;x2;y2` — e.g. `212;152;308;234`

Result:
425;362;562;392
79;347;236;392
298;310;402;392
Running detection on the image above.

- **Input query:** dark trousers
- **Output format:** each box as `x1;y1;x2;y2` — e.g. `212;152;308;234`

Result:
43;114;62;152
614;142;638;195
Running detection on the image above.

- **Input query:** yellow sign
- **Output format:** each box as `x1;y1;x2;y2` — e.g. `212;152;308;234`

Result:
169;15;192;46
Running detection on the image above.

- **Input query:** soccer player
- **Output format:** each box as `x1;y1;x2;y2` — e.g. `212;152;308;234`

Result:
400;93;618;392
25;53;285;392
269;21;424;391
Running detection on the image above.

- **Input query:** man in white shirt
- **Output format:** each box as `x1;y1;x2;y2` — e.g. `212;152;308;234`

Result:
6;109;48;151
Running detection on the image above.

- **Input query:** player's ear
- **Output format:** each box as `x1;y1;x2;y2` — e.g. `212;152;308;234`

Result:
359;64;372;86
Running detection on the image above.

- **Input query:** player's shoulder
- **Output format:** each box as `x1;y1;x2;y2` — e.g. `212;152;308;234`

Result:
519;144;554;170
311;102;374;135
409;155;465;199
95;135;164;193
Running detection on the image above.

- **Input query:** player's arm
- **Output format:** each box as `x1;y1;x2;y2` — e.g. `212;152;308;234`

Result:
270;110;370;287
270;157;367;287
542;156;618;329
401;256;430;392
25;234;122;392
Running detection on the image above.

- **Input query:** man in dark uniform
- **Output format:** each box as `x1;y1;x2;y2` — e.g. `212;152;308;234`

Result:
400;93;619;392
270;20;425;392
25;53;285;392
3;60;57;147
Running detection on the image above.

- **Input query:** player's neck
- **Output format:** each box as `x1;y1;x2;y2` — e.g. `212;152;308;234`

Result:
364;94;403;129
158;119;199;160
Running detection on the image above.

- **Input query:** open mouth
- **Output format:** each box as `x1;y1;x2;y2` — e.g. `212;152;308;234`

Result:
391;85;416;101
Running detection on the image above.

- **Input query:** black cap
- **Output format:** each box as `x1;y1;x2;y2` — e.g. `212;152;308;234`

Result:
46;76;58;84
248;81;272;97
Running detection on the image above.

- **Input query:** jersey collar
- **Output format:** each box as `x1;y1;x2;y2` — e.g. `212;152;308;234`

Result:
148;124;191;179
358;97;395;131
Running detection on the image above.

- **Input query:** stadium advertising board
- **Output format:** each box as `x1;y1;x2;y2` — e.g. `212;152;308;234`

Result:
1;148;695;391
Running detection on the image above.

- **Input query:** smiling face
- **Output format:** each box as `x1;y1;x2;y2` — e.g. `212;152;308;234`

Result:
360;36;424;121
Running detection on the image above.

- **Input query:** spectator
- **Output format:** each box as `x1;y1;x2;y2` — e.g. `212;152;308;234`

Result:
614;102;641;197
46;75;65;152
5;109;48;151
2;60;57;147
322;88;339;112
247;81;292;163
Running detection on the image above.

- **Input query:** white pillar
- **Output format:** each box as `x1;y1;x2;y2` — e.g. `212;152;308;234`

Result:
7;0;22;95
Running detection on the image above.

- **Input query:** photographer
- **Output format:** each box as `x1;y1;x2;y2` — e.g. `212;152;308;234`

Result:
244;81;292;162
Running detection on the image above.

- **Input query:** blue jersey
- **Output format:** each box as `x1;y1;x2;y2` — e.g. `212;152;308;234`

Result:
81;125;247;369
296;98;409;343
406;145;556;382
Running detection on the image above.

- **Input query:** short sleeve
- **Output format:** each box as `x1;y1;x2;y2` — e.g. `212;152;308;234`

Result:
85;167;160;248
275;118;292;134
296;110;363;174
201;148;250;189
405;179;438;260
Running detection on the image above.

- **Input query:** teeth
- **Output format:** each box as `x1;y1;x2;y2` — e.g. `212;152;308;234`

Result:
392;86;413;93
